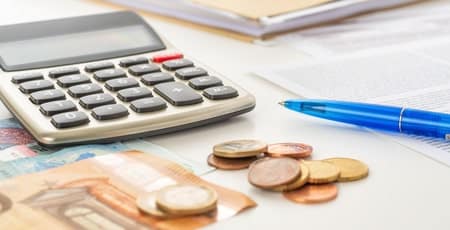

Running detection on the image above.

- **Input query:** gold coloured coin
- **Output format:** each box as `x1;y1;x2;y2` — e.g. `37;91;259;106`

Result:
283;184;338;204
155;184;218;216
248;157;301;189
207;154;257;170
324;158;369;182
213;140;267;158
303;160;340;184
137;192;179;218
270;162;310;192
266;143;313;158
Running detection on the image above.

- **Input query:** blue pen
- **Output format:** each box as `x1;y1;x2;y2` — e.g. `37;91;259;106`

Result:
279;99;450;140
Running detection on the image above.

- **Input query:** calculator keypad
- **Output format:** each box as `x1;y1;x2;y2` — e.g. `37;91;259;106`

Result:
13;54;241;129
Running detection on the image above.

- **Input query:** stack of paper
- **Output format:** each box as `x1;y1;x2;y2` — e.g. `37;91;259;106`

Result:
107;0;419;37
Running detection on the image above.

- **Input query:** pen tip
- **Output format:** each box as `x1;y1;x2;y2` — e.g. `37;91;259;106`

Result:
278;101;286;106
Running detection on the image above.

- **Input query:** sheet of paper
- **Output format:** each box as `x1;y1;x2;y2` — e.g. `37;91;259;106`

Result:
255;38;450;165
192;0;333;19
273;0;450;57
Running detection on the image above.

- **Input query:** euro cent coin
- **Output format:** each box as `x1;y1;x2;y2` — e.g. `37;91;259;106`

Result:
283;184;338;204
213;139;267;158
323;157;369;182
266;143;313;158
248;157;301;189
155;184;218;215
303;160;340;184
207;154;257;170
271;161;310;192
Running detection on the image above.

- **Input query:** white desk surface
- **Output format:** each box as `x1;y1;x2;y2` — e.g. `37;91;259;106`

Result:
1;1;450;229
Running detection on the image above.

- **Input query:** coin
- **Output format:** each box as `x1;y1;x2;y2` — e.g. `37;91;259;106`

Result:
270;162;310;192
266;143;313;158
155;184;218;216
303;160;340;184
137;192;178;218
324;158;369;182
248;157;302;189
283;184;338;204
213;140;267;158
207;154;257;170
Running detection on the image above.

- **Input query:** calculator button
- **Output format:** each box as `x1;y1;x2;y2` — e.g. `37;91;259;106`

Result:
141;72;174;86
154;82;203;106
57;74;91;88
128;64;160;76
162;59;194;71
175;67;207;80
68;83;103;98
203;86;239;100
105;78;139;91
79;93;115;109
130;97;167;113
30;89;65;105
119;57;148;67
40;100;77;116
51;111;89;129
85;62;115;73
49;67;80;78
152;53;183;63
188;76;223;90
93;69;126;82
11;72;43;84
92;104;129;120
117;87;153;102
19;80;54;94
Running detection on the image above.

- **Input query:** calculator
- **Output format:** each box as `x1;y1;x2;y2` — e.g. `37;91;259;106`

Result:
0;11;255;147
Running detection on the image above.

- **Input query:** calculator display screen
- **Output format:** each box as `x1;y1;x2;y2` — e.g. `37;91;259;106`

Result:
0;12;166;71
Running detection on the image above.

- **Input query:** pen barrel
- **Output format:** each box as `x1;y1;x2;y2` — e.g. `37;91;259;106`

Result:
401;109;450;139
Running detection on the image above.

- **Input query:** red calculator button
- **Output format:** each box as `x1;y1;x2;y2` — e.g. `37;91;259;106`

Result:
152;53;183;63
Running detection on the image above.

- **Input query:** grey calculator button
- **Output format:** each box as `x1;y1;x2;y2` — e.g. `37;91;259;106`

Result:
141;72;174;86
30;89;66;105
128;63;160;76
49;67;80;78
117;87;152;102
119;57;148;67
19;80;54;94
79;93;115;109
188;76;223;90
130;97;167;113
51;111;89;128
154;82;203;106
11;72;43;84
40;100;77;116
175;67;207;80
68;83;103;98
92;104;129;120
105;78;139;91
93;69;126;82
57;74;91;88
85;62;115;73
162;59;194;71
203;86;239;100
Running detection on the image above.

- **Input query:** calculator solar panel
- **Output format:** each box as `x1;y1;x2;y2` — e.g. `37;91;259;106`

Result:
0;12;255;146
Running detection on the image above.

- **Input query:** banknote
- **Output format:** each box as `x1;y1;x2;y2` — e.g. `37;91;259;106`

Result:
0;118;34;150
0;151;256;230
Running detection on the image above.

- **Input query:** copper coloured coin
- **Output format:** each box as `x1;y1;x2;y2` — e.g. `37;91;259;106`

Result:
266;143;313;158
283;184;338;204
207;154;257;170
248;157;301;189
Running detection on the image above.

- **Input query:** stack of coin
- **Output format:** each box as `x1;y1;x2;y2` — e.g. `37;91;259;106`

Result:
137;184;218;218
207;140;267;170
